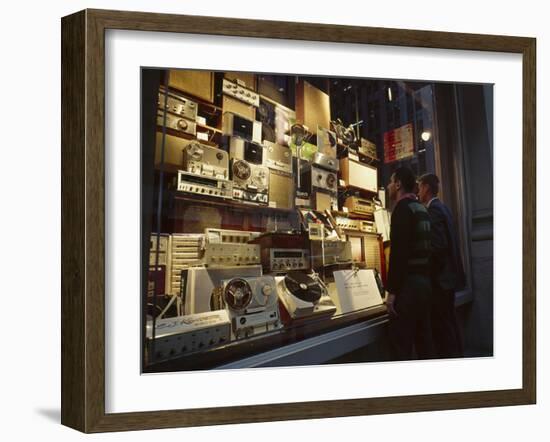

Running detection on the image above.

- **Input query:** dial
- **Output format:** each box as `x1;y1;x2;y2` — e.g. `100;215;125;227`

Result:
177;119;188;130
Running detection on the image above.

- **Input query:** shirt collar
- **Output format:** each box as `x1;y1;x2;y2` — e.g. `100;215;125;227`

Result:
397;192;418;203
426;197;439;208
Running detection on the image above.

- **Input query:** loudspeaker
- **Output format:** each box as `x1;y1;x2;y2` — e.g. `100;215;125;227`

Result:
168;69;214;103
257;98;276;143
268;170;295;210
339;158;378;193
313;191;336;212
363;234;382;273
295;80;331;133
257;75;295;109
154;132;189;166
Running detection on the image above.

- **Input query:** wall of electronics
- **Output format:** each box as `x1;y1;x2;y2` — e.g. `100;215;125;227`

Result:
147;70;391;365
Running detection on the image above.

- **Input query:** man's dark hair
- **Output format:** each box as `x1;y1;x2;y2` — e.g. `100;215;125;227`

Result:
419;173;440;196
393;166;416;193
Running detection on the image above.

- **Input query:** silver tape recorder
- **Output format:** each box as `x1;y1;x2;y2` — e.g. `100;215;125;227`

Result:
182;142;229;180
231;159;269;191
221;275;282;339
262;141;293;174
183;265;263;315
230;159;269;204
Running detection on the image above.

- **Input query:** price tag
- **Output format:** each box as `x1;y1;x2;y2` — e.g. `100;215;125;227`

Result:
196;116;206;125
197;132;208;141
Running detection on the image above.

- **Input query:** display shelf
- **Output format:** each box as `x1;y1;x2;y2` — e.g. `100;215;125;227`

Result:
217;314;389;369
170;190;299;216
156;125;220;147
196;122;222;134
144;303;388;373
143;288;473;373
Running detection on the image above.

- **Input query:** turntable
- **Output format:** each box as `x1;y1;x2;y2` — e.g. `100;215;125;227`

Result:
276;271;336;321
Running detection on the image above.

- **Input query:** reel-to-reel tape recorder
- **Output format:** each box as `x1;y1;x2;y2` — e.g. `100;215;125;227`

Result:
221;276;282;339
182;141;229;180
230;159;270;204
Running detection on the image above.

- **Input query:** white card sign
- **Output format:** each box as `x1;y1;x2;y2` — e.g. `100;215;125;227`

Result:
332;269;384;314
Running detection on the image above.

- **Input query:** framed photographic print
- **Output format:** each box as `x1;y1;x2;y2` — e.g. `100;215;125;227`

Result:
61;9;536;433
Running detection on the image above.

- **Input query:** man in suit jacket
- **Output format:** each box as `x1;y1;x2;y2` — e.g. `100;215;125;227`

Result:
386;167;434;360
418;173;464;358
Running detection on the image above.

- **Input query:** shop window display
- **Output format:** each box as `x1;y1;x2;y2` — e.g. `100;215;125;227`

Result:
142;69;491;372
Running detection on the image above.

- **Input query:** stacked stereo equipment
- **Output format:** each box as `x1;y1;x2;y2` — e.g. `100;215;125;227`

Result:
147;71;386;364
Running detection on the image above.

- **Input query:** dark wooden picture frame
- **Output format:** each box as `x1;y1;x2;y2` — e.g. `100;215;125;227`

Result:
61;8;536;433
